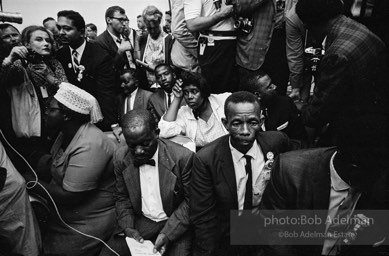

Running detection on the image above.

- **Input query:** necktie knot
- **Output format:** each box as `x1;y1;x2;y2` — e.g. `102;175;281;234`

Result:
72;49;79;70
134;159;156;167
243;155;252;174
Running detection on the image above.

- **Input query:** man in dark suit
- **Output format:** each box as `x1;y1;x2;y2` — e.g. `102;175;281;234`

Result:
246;71;307;147
102;109;194;256
296;0;388;146
260;114;389;255
111;68;152;142
95;6;137;73
147;63;184;123
190;91;292;256
56;10;117;131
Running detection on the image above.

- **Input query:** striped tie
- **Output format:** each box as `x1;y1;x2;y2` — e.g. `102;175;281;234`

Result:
72;49;79;71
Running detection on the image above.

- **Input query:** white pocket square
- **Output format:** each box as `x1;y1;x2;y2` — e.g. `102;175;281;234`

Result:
277;121;289;131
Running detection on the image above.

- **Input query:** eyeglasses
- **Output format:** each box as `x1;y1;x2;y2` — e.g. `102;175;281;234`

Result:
110;17;129;23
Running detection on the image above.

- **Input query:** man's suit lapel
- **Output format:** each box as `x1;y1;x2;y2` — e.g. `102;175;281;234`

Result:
104;30;119;52
123;149;142;212
157;140;177;215
61;46;77;82
218;136;239;208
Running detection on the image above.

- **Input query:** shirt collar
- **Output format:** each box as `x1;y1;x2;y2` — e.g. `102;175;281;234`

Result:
330;151;350;191
70;40;86;57
107;29;122;43
128;87;138;98
151;145;159;163
229;137;260;163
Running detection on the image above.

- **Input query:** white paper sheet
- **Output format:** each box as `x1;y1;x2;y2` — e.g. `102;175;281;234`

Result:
125;237;161;256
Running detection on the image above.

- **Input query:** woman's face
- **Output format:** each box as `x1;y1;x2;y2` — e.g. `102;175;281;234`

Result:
45;98;65;130
27;30;52;56
183;84;205;110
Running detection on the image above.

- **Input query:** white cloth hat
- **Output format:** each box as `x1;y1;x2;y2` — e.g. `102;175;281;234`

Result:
54;82;103;123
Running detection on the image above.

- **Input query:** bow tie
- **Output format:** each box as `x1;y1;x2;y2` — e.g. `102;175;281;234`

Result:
134;159;156;167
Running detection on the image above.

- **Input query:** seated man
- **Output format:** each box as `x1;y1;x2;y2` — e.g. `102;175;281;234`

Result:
0;139;41;256
190;91;292;256
102;109;194;256
260;115;389;256
111;68;153;142
246;71;307;147
147;63;184;123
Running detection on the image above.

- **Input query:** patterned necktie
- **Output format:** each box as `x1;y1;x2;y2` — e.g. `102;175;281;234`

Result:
72;49;79;71
327;188;361;253
243;155;253;210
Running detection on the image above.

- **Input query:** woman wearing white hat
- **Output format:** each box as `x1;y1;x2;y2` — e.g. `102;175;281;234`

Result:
40;82;116;256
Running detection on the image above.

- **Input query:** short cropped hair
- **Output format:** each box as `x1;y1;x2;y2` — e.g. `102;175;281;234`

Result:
57;10;85;32
105;6;125;23
181;71;211;99
42;17;55;25
244;70;268;93
224;91;261;120
85;23;97;32
296;0;344;25
154;63;174;75
142;5;163;25
121;109;157;132
120;68;140;82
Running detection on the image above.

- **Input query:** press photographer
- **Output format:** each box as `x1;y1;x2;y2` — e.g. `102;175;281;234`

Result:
233;0;290;96
0;25;67;170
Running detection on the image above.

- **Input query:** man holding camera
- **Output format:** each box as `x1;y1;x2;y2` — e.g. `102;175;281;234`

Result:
184;0;238;94
233;0;290;96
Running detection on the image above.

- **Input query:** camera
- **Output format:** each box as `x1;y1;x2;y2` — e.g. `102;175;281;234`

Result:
304;47;325;72
234;17;254;34
0;11;23;24
25;49;43;64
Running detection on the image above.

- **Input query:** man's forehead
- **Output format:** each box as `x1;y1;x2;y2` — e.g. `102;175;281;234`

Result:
227;102;260;117
57;17;74;26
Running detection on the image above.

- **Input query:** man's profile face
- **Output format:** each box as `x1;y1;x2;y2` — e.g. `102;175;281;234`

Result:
85;27;97;40
123;123;158;165
145;17;161;39
223;102;261;154
255;75;277;104
57;16;84;47
137;17;146;30
155;65;175;93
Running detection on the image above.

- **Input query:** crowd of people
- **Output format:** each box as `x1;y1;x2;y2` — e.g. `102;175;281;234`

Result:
0;0;388;255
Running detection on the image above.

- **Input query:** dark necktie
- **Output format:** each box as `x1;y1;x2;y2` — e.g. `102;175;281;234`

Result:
72;49;79;71
243;155;253;210
134;159;156;167
167;93;172;108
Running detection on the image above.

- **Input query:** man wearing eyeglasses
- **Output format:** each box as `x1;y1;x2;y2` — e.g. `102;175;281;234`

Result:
96;6;137;73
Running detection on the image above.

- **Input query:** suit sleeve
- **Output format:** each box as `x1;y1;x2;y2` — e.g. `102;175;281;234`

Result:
301;54;351;128
113;151;135;231
160;151;194;241
260;156;298;256
190;154;218;256
94;52;119;130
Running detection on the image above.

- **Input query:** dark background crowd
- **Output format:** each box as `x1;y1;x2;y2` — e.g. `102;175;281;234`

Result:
1;0;389;255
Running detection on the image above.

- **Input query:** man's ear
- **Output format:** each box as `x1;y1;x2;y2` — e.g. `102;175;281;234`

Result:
222;117;229;131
